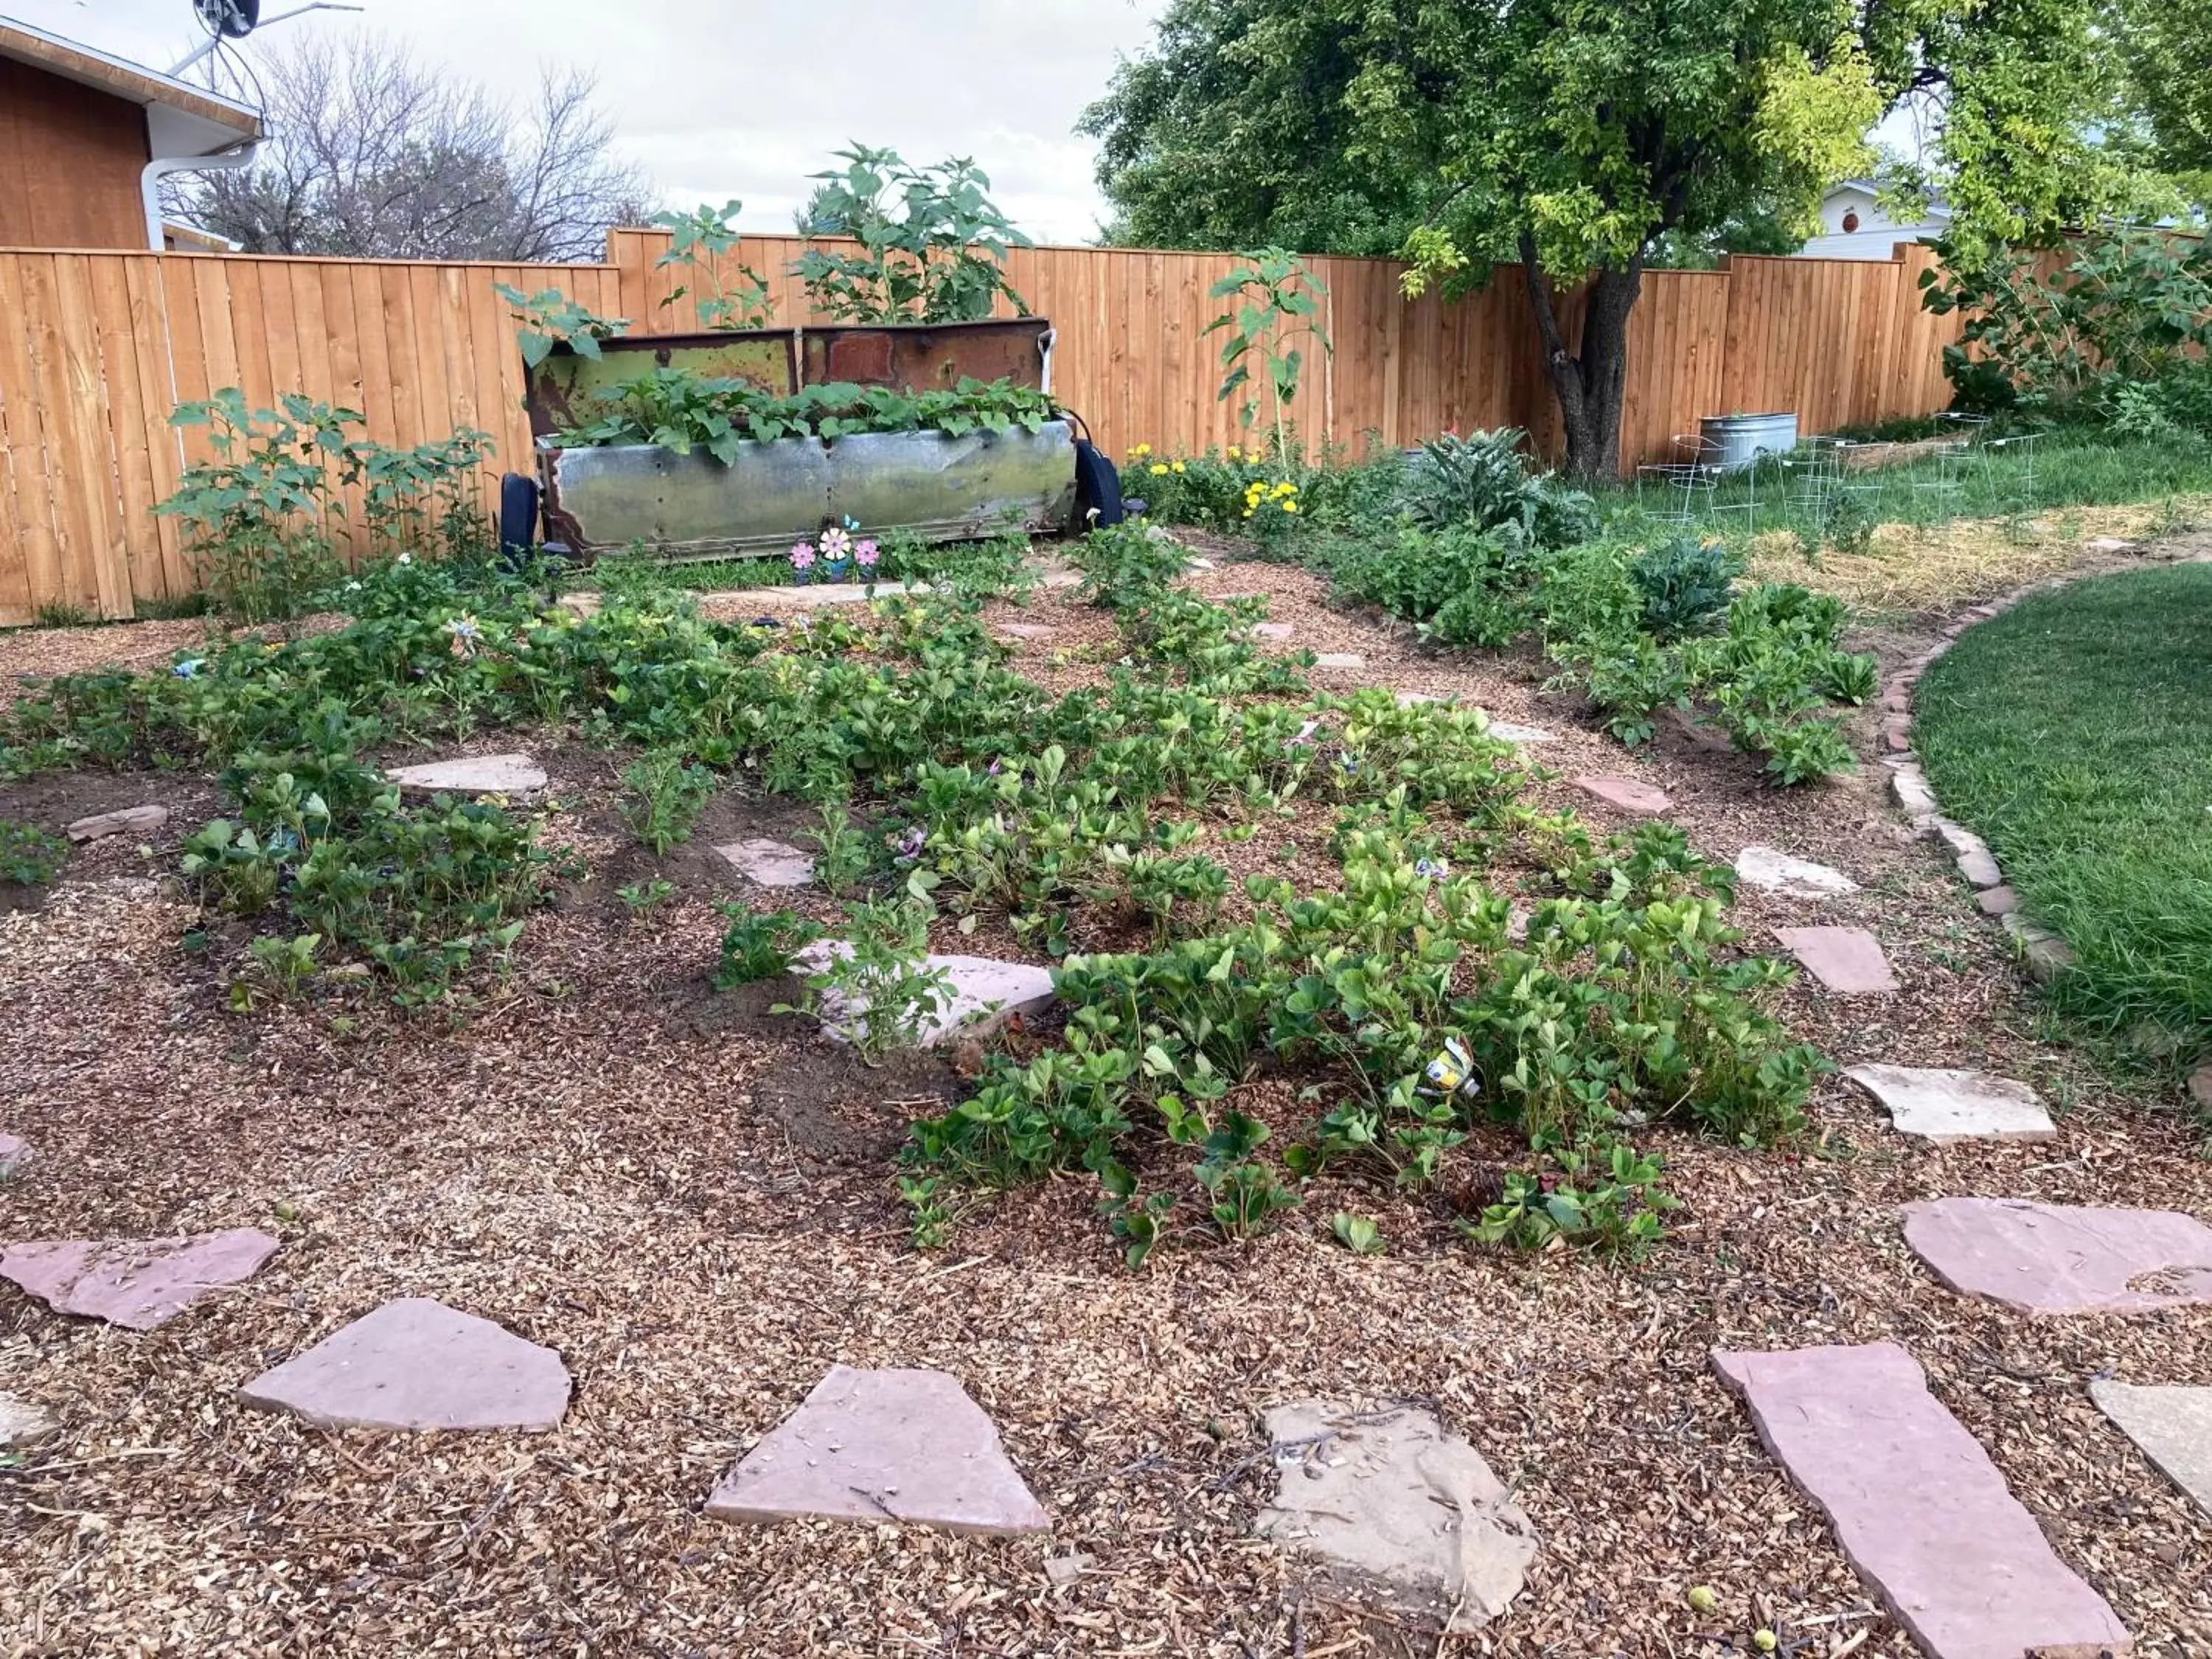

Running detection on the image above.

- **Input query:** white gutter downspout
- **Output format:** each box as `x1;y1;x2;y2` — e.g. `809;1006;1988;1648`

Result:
143;136;260;252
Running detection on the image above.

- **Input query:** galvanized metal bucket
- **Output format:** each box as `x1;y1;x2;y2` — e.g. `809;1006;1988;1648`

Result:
1697;411;1799;470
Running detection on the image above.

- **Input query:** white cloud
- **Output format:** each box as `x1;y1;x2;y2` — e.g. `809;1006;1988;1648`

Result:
7;0;1166;242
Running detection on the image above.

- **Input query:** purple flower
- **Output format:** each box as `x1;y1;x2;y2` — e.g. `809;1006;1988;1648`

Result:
790;540;816;573
1415;858;1448;880
819;525;853;561
173;658;205;680
1287;718;1320;748
855;538;880;568
894;825;927;862
987;759;1003;776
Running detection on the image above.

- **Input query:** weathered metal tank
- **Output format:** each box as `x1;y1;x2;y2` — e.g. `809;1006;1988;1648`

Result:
527;319;1078;561
540;422;1079;560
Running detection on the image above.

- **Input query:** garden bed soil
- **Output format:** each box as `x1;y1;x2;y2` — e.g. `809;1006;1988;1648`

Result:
3;527;2211;1655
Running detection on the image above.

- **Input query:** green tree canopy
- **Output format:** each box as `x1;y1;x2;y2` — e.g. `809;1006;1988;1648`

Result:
1085;0;2146;477
2112;0;2212;202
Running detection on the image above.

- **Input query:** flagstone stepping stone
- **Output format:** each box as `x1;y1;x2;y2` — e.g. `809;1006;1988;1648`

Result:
0;1229;279;1330
2191;1062;2212;1113
1251;622;1295;641
1572;775;1672;815
1843;1065;2055;1143
1485;719;1555;744
0;1133;28;1178
1394;691;1440;708
992;622;1056;641
1735;846;1860;898
388;753;547;796
2090;1380;2212;1520
65;804;168;843
714;838;815;888
793;942;1054;1049
1902;1197;2212;1315
1313;652;1364;669
0;1391;60;1449
746;580;931;607
239;1298;571;1431
1711;1343;2129;1659
1255;1400;1535;1633
706;1364;1046;1535
1776;926;1898;993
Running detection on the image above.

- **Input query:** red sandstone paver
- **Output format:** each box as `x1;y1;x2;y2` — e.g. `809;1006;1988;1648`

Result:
1903;1197;2212;1315
239;1298;572;1430
1571;775;1672;815
706;1364;1048;1536
1775;926;1899;994
1712;1343;2129;1659
0;1230;279;1330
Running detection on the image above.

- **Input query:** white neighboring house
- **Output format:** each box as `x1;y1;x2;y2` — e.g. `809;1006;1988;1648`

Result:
1797;180;1951;260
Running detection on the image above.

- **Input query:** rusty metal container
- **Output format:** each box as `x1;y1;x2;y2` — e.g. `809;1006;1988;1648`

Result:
801;319;1054;394
539;421;1079;561
524;330;799;441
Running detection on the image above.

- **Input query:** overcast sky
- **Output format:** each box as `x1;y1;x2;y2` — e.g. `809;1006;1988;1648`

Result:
7;0;1170;243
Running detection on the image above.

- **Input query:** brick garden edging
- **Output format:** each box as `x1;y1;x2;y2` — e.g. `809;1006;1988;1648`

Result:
1877;549;2212;1107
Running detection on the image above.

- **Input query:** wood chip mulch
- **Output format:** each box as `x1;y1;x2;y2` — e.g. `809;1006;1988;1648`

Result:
3;534;2209;1658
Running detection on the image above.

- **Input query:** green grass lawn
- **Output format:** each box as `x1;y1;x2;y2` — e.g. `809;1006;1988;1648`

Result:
1592;427;2212;543
1914;561;2212;1060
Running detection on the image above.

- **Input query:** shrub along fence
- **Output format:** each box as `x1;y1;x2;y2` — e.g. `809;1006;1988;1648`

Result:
0;230;1961;624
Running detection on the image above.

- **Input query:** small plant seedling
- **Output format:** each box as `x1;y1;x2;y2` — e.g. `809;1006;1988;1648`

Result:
783;900;955;1062
617;877;676;915
0;819;67;887
713;907;820;990
622;749;714;855
1330;1211;1385;1255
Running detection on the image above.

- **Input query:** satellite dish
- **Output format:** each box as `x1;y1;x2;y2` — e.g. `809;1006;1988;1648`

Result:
192;0;260;38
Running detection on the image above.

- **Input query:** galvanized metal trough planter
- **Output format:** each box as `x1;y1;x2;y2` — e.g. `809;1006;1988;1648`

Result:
538;422;1082;561
527;316;1080;562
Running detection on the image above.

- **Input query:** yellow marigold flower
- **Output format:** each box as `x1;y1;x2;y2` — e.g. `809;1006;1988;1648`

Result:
1282;501;1299;514
1226;445;1242;459
1132;443;1152;458
1171;461;1186;473
1150;463;1169;476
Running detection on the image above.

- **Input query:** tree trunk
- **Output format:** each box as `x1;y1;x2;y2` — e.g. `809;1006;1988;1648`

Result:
1520;231;1644;482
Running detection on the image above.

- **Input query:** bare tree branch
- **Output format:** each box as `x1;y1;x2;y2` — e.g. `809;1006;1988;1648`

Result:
163;32;655;261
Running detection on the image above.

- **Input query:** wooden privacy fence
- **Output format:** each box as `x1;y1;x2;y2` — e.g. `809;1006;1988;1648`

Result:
0;230;1963;624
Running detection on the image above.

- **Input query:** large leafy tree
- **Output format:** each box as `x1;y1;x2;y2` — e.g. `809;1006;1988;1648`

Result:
1085;0;2136;477
167;33;653;262
2111;0;2212;201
